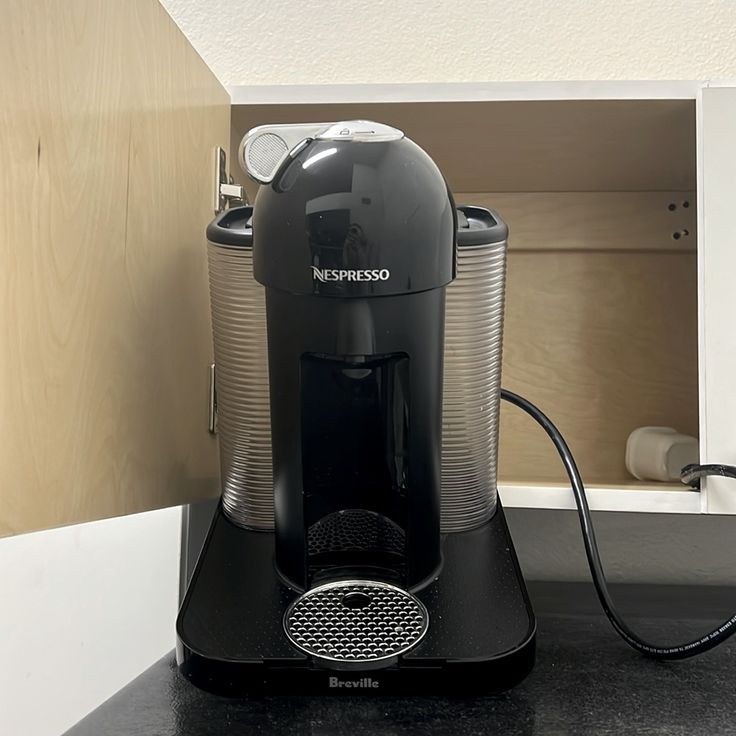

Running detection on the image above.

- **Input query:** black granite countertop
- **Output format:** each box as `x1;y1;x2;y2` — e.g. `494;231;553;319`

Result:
65;583;736;736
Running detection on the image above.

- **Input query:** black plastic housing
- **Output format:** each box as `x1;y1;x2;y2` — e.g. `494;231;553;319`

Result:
177;501;536;695
251;134;457;590
252;137;457;298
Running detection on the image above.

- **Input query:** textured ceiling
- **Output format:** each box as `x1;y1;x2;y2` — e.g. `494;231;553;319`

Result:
160;0;736;87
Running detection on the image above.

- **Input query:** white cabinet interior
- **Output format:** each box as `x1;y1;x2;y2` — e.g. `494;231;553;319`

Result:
231;99;699;510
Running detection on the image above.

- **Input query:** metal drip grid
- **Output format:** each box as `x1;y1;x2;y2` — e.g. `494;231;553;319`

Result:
307;509;406;556
283;580;429;669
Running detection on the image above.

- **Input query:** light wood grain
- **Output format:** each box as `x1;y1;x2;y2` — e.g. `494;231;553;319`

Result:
231;100;696;194
458;192;696;252
498;249;699;486
0;0;229;535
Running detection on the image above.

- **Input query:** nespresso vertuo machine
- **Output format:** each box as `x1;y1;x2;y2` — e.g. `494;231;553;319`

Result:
177;121;535;694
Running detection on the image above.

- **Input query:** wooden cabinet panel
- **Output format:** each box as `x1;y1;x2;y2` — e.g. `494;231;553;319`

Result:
0;0;228;534
498;249;699;486
458;192;696;253
231;100;696;194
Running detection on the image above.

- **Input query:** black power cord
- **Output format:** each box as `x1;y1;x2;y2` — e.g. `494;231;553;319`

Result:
681;463;736;487
500;388;736;660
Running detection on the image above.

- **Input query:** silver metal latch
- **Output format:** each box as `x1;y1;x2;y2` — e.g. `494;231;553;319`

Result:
214;147;246;214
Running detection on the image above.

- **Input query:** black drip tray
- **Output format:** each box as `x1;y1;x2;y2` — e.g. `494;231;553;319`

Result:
176;503;535;694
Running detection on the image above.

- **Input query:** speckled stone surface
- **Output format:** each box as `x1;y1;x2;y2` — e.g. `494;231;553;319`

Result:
65;583;736;736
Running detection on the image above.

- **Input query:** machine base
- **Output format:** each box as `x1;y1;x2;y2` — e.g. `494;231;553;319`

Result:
177;503;535;695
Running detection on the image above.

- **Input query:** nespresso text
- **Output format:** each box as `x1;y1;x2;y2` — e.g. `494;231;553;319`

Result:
311;266;390;283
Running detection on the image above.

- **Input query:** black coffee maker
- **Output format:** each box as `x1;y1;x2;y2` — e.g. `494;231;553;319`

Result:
177;121;535;693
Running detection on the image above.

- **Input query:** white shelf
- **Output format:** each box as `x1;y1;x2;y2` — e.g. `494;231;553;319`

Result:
499;483;703;514
228;80;704;106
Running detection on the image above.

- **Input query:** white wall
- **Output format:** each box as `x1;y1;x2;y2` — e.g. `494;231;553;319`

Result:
160;0;736;87
0;507;182;736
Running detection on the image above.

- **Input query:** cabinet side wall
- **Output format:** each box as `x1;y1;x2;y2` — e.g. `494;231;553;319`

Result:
0;0;228;534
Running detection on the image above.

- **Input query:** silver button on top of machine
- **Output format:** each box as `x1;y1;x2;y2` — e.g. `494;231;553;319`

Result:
239;120;404;183
316;121;404;142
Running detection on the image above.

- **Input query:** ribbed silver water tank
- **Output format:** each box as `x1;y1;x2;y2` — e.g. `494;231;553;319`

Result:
206;207;274;529
205;205;507;534
441;206;508;533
